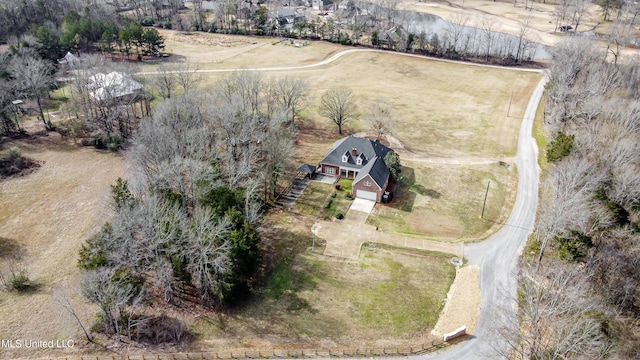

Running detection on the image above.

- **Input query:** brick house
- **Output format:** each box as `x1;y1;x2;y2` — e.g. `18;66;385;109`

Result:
319;136;392;202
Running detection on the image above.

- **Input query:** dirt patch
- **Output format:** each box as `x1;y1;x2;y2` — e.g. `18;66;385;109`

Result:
432;264;481;337
406;210;464;237
170;31;259;48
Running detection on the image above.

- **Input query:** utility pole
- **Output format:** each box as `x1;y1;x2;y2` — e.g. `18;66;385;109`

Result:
481;180;491;219
507;89;514;117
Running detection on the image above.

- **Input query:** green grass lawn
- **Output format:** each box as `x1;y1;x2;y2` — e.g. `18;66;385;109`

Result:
367;161;513;240
189;246;455;347
533;98;549;172
294;179;353;220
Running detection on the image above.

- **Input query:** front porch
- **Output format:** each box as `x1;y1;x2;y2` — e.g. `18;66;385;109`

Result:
340;168;359;179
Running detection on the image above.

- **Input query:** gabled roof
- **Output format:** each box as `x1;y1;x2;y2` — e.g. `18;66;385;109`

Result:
320;136;391;170
58;52;80;67
296;164;316;174
87;72;143;102
354;156;389;189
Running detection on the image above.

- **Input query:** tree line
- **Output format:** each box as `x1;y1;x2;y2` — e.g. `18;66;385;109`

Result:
76;70;309;342
499;37;640;359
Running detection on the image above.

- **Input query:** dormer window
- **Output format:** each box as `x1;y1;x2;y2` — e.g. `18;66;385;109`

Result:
342;151;350;163
356;153;366;165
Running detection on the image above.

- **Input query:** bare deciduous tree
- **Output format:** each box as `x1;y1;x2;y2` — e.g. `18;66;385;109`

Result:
184;207;232;304
174;62;203;95
9;54;54;129
535;157;605;271
494;265;612;359
319;86;359;134
366;98;394;141
153;64;178;100
272;76;308;123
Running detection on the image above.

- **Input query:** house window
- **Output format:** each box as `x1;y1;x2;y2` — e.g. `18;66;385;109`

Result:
325;167;336;175
356;157;362;165
342;155;348;162
364;180;372;187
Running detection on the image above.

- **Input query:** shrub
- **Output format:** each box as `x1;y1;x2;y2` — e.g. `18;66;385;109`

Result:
11;270;30;290
547;131;574;162
335;213;344;220
331;192;337;198
0;266;31;291
8;147;21;160
334;184;342;190
141;17;154;26
324;199;333;209
344;193;353;200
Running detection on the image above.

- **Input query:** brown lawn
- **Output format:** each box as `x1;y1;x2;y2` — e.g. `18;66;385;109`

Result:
0;129;124;359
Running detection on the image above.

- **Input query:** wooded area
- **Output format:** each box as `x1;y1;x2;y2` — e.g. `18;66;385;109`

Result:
505;37;640;359
75;70;308;342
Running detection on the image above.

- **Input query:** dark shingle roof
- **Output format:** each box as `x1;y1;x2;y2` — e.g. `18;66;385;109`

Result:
354;156;389;189
296;164;316;174
320;136;392;170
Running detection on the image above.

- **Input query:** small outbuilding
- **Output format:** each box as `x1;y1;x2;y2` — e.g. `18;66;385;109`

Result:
296;164;317;178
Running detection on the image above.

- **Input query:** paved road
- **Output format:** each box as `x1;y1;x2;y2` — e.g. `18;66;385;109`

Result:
137;48;544;76
416;76;547;360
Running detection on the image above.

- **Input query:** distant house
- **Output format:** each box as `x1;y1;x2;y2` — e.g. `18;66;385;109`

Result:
87;72;144;103
57;52;80;68
379;25;409;49
236;0;258;20
312;0;337;11
319;136;393;202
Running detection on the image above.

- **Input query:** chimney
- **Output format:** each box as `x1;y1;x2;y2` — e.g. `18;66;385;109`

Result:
351;148;357;156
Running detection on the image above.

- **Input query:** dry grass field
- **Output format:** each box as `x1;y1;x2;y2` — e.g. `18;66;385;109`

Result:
367;160;515;240
0;5;546;354
0;127;124;359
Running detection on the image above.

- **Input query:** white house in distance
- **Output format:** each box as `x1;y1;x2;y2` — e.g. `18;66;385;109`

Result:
86;72;144;103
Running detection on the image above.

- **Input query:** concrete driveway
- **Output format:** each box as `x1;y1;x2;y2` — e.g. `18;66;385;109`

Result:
349;198;376;213
313;221;463;261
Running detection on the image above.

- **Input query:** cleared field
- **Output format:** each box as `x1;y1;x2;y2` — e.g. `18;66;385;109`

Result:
0;25;542;355
367;160;515;241
157;35;541;159
188;245;455;349
157;30;345;69
156;37;540;241
0;130;124;359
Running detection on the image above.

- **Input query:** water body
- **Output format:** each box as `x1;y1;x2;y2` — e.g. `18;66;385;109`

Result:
382;9;553;60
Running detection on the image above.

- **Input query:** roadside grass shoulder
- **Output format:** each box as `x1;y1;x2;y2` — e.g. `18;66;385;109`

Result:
532;97;548;172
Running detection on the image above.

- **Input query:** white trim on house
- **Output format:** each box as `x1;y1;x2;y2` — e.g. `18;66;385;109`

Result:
355;174;383;190
356;189;377;201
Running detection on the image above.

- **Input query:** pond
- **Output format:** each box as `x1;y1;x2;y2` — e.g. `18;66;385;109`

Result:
369;6;553;60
